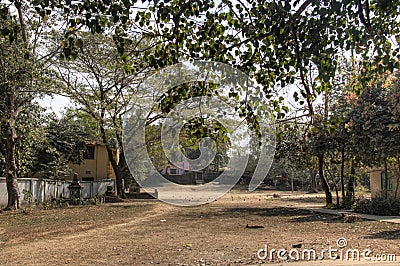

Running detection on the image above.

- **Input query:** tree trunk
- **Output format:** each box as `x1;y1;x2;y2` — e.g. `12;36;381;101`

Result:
384;158;388;199
324;161;339;206
335;184;340;207
309;168;317;193
318;153;332;205
346;163;355;199
340;146;345;203
113;115;130;192
15;1;27;45
99;124;126;198
291;173;294;193
106;146;126;198
118;150;131;191
4;123;20;210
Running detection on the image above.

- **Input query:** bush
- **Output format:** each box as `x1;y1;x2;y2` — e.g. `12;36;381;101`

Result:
40;199;70;210
353;196;400;216
22;189;37;205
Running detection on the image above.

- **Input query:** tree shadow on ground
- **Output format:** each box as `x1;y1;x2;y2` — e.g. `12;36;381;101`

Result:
174;207;375;227
224;207;310;217
289;213;338;223
283;197;326;204
182;207;345;224
224;207;348;224
178;207;305;219
364;229;400;240
287;213;369;223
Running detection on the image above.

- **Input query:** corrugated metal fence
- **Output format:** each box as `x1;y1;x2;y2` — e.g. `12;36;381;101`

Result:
0;178;116;206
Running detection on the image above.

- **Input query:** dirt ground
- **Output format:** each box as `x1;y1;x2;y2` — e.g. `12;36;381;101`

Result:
0;187;399;265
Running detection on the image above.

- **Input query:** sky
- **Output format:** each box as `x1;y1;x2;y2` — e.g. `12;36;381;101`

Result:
36;95;72;117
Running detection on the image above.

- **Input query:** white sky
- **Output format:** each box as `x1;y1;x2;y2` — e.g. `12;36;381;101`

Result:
36;95;72;117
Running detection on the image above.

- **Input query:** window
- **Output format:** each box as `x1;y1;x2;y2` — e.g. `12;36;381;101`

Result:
381;172;393;191
84;146;95;160
169;168;177;175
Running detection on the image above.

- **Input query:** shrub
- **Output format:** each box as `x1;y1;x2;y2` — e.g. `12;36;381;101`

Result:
22;189;37;205
353;195;400;216
40;199;70;210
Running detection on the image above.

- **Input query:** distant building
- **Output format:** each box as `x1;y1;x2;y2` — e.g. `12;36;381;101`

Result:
69;142;119;181
161;162;189;176
369;167;399;198
160;161;221;185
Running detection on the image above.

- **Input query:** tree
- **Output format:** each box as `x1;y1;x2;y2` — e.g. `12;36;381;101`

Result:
5;1;396;123
0;2;58;210
53;33;149;197
0;13;30;210
31;116;88;180
305;113;334;205
349;72;400;198
62;108;102;140
270;122;313;191
0;104;47;179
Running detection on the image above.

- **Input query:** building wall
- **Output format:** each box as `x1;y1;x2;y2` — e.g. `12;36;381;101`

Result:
161;167;185;175
70;145;118;181
370;168;383;198
370;167;399;199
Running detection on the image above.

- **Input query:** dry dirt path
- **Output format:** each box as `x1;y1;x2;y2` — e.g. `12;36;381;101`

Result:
0;202;178;265
0;190;399;265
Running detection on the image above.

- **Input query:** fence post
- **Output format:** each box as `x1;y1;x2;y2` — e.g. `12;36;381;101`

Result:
43;180;46;203
91;182;94;198
54;181;56;200
36;180;40;203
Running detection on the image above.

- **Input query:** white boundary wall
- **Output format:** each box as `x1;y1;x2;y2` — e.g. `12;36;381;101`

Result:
0;178;116;206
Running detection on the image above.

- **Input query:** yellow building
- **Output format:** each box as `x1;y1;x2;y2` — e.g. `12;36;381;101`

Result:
69;142;119;181
369;167;399;199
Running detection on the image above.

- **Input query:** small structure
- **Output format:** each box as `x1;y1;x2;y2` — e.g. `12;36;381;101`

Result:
103;185;127;203
161;162;189;176
160;161;222;185
105;185;115;196
68;173;83;204
126;181;158;199
69;142;119;181
129;180;140;195
369;167;399;198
